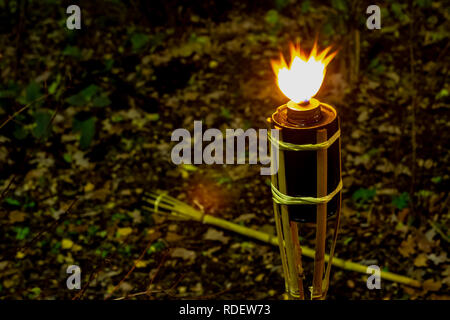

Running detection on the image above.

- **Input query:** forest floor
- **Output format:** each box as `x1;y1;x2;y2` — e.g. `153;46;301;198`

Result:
0;2;449;299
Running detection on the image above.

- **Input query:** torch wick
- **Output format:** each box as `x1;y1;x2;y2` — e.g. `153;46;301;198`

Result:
299;101;310;107
285;98;322;126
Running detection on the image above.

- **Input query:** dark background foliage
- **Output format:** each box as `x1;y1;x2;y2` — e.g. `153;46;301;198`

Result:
0;0;448;300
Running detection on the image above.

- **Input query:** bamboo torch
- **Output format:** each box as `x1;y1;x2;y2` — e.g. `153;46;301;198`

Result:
268;42;342;300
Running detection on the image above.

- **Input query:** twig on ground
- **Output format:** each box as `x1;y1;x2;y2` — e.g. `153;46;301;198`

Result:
104;238;155;300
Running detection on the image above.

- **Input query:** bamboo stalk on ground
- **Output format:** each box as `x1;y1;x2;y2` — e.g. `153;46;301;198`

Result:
143;192;422;289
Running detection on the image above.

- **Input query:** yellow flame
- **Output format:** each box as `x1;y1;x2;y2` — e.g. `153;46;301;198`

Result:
271;42;337;103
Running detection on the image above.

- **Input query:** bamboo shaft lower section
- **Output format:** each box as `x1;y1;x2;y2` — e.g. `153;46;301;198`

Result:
312;129;328;299
272;131;303;299
290;222;305;299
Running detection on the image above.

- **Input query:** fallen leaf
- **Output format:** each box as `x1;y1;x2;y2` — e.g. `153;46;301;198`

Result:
9;211;26;223
0;261;9;270
443;276;450;286
398;208;410;223
72;244;83;252
128;210;142;224
425;228;436;242
255;274;264;282
171;247;196;261
423;279;442;292
84;182;95;193
427;252;448;265
117;227;133;237
413;253;428;267
346;144;365;154
398;235;416;257
347;280;355;288
442;266;450;277
61;239;73;249
203;228;230;244
72;151;90;169
118;282;133;293
134;260;148;268
417;233;433;253
234;213;256;223
166;232;183;242
357;110;369;122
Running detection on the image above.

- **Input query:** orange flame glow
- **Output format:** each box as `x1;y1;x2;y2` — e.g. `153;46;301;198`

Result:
271;42;337;103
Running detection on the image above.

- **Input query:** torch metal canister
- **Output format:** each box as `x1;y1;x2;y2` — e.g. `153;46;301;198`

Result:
267;98;342;300
269;98;341;223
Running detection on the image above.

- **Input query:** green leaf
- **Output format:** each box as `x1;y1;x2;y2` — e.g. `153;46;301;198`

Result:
63;153;72;163
25;82;42;103
392;192;410;210
431;176;442;184
88;225;99;236
131;33;150;51
415;0;432;7
29;287;41;298
391;3;403;18
62;45;81;58
416;189;433;197
32;111;52;139
147;113;159;121
148;240;165;254
352;188;376;204
5;197;21;206
79;117;96;149
0;89;17;98
48;74;61;95
322;22;334;37
24;201;35;208
15;227;30;240
217;177;232;185
13;125;28;140
104;59;114;71
80;85;99;101
436;88;448;100
182;164;198;172
265;9;279;26
92;95;111;107
195;35;210;45
275;0;290;10
221;107;231;119
344;237;353;245
301;0;311;13
331;0;347;12
66;85;100;106
66;93;87;107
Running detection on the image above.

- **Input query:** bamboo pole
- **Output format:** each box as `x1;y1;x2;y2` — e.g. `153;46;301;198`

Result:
273;203;290;292
143;194;422;289
270;130;291;295
312;129;328;299
322;126;344;298
290;222;305;299
277;139;301;299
